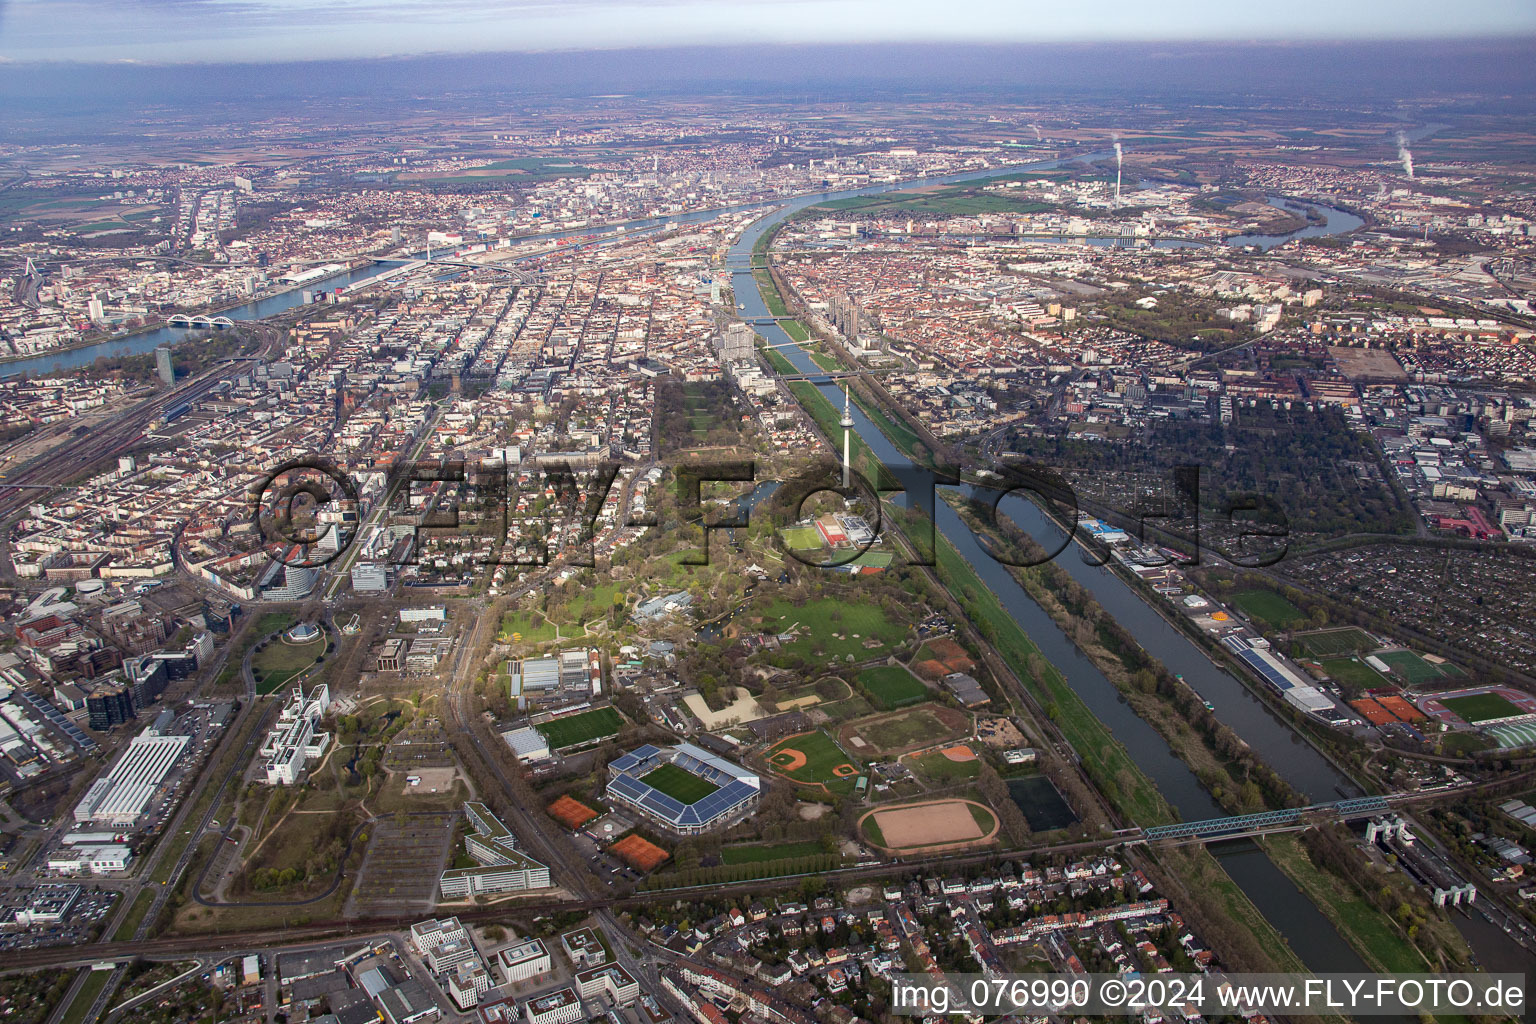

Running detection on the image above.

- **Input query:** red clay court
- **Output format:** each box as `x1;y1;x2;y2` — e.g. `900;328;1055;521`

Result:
547;795;599;829
1375;695;1424;722
610;833;669;872
1350;699;1395;726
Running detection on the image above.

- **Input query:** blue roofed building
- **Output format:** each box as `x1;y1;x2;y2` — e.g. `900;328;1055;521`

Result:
605;742;761;835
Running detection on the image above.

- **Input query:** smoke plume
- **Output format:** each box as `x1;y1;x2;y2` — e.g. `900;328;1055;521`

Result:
1396;131;1415;180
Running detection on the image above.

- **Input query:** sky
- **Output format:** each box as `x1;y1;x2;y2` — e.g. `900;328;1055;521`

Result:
1;0;1535;64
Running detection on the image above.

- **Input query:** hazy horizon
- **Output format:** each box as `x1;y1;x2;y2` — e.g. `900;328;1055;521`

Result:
3;40;1535;120
1;0;1534;65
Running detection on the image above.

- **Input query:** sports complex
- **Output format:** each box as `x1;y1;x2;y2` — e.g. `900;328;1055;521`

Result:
1417;686;1536;748
605;742;761;835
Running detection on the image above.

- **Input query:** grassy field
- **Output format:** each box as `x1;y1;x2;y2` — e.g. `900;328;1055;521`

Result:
1294;627;1377;656
968;802;998;834
1231;588;1307;628
857;665;929;710
780;525;823;550
110;890;157;942
756;596;907;660
775;678;851;709
1441;731;1496;755
499;610;559;644
754;269;790;317
852;704;963;753
767;730;855;789
1442;692;1524;724
1262;834;1431;974
1379;649;1459;684
860;815;886;847
536;707;624;749
557;582;623;624
59;970;112;1024
251;634;324;695
640;763;720;804
1319;657;1389;689
721;840;827;864
910;749;982;782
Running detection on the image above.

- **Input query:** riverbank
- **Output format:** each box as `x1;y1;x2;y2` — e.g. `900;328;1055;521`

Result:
943;493;1480;983
947;493;1303;814
883;501;1320;976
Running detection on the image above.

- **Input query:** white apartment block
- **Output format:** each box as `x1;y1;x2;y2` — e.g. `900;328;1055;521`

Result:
438;802;551;899
412;917;479;974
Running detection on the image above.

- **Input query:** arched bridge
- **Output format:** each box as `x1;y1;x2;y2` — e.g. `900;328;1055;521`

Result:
168;313;236;329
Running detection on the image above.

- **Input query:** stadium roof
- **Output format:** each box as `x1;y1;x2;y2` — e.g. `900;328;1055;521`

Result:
607;742;759;828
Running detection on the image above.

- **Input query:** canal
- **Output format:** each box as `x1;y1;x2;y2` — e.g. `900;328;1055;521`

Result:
724;161;1384;974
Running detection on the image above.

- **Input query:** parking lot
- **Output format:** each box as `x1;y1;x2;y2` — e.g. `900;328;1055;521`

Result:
346;812;453;917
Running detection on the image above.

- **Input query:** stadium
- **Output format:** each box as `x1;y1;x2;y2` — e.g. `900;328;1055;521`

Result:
605;742;761;835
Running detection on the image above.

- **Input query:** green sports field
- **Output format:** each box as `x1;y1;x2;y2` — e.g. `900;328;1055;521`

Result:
1231;589;1307;628
1442;692;1524;725
536;707;624;749
767;730;854;786
1377;649;1457;684
640;762;720;803
780;525;824;550
858;666;929;710
1294;628;1377;657
1319;657;1388;689
909;749;982;782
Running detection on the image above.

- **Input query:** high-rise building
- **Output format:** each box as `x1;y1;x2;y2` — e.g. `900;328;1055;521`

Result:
720;322;755;364
154;346;174;386
86;685;136;731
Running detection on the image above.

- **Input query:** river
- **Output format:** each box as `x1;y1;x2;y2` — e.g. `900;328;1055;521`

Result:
712;156;1495;981
16;151;1462;973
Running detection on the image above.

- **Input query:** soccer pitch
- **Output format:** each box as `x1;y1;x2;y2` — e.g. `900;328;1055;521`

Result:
640;762;720;803
1377;649;1451;684
858;666;929;710
1294;628;1376;657
780;525;823;550
536;707;624;749
1442;692;1523;725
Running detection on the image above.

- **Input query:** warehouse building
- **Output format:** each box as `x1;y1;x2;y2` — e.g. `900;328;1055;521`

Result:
73;731;191;829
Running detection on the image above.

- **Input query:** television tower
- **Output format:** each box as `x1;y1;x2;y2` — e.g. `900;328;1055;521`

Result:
840;386;854;489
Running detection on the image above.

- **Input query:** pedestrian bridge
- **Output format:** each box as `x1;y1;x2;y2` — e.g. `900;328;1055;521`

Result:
1141;795;1392;842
